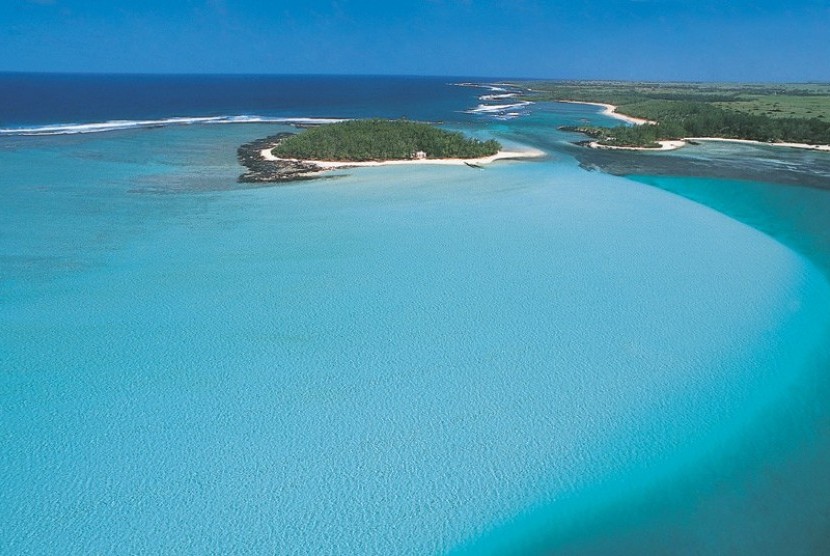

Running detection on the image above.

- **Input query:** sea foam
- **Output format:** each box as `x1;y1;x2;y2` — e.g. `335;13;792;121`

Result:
0;116;345;136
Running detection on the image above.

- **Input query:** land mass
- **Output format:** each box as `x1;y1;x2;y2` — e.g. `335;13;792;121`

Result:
239;119;543;183
520;81;830;150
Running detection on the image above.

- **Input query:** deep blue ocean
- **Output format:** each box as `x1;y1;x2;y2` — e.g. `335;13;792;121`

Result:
0;74;487;130
2;74;830;555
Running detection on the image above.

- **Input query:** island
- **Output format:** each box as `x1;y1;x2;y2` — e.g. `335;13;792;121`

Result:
519;81;830;150
238;119;543;183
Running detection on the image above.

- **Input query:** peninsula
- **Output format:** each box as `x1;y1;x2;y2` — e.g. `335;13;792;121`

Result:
521;81;830;151
238;119;543;183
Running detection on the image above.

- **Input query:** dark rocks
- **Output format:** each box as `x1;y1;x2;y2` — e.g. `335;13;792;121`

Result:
559;125;603;138
237;133;328;183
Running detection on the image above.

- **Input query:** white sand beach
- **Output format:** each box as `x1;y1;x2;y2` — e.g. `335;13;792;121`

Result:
260;146;546;169
564;99;830;152
588;140;687;151
586;137;830;152
559;100;656;125
685;137;830;152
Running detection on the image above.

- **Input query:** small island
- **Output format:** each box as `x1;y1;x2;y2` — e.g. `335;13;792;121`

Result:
274;119;500;161
238;119;542;183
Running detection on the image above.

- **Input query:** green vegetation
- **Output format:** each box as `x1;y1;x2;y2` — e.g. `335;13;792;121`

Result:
521;81;830;148
273;119;501;161
715;95;830;121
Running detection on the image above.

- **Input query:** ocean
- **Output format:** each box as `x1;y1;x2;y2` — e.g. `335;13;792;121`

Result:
2;74;830;555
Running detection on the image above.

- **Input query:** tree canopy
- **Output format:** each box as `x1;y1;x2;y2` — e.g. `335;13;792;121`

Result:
272;119;501;161
525;82;830;148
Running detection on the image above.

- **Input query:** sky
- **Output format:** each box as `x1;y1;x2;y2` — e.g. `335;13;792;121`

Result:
1;0;829;81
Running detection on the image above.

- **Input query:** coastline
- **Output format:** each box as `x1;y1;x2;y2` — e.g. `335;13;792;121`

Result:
588;140;687;152
558;99;830;152
8;75;830;556
259;146;545;169
685;137;830;152
558;100;655;126
586;137;830;153
562;100;830;152
237;133;546;183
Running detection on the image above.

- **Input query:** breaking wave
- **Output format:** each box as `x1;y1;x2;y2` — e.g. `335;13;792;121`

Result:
455;82;534;120
0;116;346;136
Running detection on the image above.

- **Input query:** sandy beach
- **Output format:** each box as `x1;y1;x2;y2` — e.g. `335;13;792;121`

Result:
260;146;546;169
559;100;656;125
685;137;830;152
563;99;830;152
588;140;687;151
586;137;830;153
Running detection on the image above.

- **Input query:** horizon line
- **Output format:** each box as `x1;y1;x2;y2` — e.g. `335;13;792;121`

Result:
0;71;828;86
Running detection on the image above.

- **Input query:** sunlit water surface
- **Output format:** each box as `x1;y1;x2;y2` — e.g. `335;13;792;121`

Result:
2;82;830;554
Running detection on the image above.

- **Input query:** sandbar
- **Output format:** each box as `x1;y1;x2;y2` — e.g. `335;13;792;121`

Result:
586;137;830;152
587;140;687;151
685;137;830;152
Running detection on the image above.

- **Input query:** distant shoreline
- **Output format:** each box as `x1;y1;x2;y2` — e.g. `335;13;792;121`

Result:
684;137;830;152
587;140;687;151
561;100;830;152
586;137;830;152
557;100;655;126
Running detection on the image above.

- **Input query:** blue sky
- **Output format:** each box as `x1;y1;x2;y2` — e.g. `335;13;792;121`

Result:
1;0;829;81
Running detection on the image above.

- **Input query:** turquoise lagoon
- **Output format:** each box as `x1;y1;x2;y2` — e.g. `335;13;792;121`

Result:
2;96;830;554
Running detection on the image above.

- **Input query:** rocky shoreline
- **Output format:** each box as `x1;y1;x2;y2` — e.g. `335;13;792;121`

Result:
237;133;328;183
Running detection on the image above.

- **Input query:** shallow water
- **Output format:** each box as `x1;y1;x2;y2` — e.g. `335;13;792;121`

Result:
2;80;830;554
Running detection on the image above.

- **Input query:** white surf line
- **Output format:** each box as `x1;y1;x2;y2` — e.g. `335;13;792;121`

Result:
0;116;347;136
463;101;534;115
479;93;519;101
